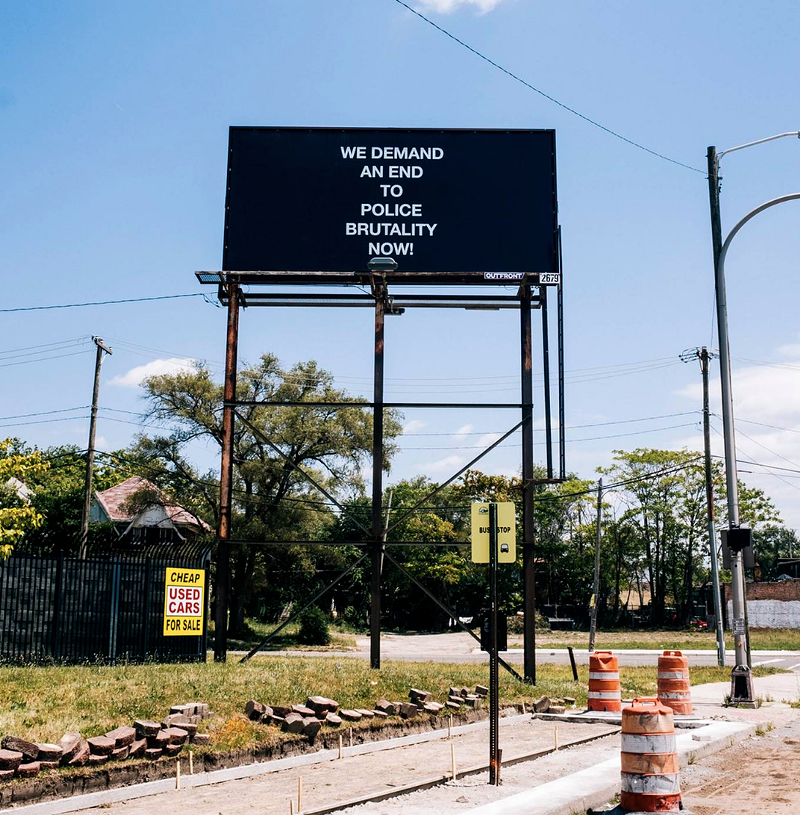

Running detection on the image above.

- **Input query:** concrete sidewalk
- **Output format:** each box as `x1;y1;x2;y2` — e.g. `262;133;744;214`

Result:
691;669;800;705
465;719;754;815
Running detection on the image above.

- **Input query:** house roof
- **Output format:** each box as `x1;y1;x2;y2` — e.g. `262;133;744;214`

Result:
94;476;210;530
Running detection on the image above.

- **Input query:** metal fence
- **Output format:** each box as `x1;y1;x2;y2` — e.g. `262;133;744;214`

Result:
0;541;212;664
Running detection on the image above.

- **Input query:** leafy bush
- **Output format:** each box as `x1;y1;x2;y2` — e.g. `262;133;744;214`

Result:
298;606;331;645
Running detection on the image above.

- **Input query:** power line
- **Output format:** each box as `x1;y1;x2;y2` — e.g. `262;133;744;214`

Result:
0;293;207;313
391;0;704;174
0;406;90;422
400;421;699;449
0;350;93;370
0;338;89;360
734;356;800;373
737;417;800;435
0;416;90;429
402;411;698;435
708;423;800;496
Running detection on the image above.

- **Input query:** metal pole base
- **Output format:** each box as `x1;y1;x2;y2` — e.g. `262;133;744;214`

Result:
589;806;691;814
729;665;756;707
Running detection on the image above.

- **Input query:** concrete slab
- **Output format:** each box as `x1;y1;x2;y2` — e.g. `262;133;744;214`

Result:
465;720;754;815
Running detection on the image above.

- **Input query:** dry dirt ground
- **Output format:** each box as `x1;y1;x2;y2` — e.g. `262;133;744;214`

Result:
680;712;800;815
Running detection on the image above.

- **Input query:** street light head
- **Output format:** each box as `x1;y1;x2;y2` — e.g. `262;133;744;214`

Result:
367;257;398;273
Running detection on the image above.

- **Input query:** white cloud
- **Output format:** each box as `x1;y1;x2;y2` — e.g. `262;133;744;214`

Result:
110;357;196;388
453;423;474;440
416;0;506;13
676;348;800;529
418;454;465;474
402;419;428;433
477;432;502;448
676;360;800;427
776;337;800;357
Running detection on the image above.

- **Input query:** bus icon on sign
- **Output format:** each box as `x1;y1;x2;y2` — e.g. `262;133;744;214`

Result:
478;506;489;514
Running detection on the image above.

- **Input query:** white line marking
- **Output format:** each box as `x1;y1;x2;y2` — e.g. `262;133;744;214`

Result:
752;658;782;666
788;662;800;670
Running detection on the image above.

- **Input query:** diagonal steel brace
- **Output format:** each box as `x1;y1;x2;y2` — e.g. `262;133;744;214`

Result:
234;408;371;537
383;550;525;683
387;418;527;534
239;551;369;663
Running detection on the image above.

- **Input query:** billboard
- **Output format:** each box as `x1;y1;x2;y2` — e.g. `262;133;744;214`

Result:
223;127;557;279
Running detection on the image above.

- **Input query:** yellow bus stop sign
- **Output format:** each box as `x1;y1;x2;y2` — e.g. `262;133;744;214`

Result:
470;502;516;563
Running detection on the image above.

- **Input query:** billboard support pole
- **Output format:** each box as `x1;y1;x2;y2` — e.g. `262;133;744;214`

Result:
541;286;553;480
520;284;536;684
215;279;240;662
370;276;386;670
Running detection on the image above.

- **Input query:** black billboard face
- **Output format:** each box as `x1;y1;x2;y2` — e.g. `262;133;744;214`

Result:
223;127;557;277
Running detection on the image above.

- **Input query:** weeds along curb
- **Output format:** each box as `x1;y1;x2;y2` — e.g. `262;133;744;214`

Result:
0;706;513;809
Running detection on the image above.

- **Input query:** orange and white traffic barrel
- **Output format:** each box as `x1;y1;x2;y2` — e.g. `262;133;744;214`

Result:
657;650;692;715
620;697;681;813
588;650;621;712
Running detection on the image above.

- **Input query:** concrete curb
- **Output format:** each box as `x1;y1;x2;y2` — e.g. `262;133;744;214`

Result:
465;719;757;814
3;713;533;814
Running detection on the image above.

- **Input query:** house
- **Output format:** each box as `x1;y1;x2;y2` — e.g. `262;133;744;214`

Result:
3;477;33;503
90;476;210;541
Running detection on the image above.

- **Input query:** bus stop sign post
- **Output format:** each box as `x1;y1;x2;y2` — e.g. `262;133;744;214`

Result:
472;500;515;785
488;501;501;785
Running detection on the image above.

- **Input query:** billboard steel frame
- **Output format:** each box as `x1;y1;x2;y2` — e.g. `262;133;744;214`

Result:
196;264;564;684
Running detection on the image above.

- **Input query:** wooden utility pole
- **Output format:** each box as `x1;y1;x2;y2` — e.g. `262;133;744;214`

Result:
588;478;603;652
79;337;112;559
700;347;726;667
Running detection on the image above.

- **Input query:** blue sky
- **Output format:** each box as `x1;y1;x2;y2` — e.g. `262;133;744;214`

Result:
2;0;800;526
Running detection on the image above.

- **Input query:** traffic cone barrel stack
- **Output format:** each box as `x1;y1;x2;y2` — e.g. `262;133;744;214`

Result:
588;650;621;712
620;697;681;813
657;650;692;715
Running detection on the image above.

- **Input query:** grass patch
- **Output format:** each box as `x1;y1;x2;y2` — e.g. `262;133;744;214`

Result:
0;658;785;754
517;628;800;652
217;618;358;652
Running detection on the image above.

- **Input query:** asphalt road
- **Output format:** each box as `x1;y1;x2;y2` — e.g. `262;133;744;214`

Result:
233;631;800;672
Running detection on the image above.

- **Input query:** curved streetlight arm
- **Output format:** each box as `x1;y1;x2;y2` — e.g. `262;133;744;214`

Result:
716;192;800;528
719;131;800;162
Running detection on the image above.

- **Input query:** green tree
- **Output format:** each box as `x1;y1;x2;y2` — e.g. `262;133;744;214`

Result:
753;525;800;580
0;439;49;558
20;444;124;553
134;353;402;635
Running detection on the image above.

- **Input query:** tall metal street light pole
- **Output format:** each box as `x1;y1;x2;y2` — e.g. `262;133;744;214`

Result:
707;131;800;703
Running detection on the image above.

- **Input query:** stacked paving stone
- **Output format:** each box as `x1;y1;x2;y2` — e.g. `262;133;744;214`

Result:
244;686;466;742
445;685;488;711
531;695;574;715
0;702;211;782
244;696;342;742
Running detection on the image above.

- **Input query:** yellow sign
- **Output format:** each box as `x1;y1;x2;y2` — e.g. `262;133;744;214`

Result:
163;567;205;637
470;502;516;563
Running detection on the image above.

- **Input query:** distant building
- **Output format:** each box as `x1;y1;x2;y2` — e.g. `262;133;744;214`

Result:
3;477;33;503
90;476;210;541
